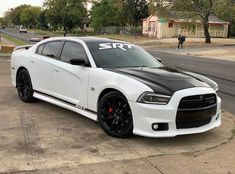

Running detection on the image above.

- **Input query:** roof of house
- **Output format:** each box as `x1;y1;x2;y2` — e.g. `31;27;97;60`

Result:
208;15;229;24
143;12;229;24
170;12;229;24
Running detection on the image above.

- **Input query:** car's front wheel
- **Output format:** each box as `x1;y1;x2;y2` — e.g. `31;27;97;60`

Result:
16;69;34;103
98;91;133;138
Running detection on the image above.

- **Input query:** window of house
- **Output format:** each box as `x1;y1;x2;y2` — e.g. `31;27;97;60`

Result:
168;21;173;28
148;22;155;31
148;23;151;31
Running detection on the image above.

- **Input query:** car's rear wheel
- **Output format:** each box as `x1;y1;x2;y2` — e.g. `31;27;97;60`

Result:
16;69;34;102
98;91;133;138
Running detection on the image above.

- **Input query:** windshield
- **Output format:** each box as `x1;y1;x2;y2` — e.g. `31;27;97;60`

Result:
86;42;162;68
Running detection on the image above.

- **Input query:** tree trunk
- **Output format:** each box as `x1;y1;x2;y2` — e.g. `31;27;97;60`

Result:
202;17;211;43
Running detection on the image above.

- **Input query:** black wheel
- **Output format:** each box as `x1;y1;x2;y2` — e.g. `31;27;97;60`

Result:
16;69;34;102
98;91;133;138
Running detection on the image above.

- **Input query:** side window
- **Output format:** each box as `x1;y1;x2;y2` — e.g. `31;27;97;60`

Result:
42;41;62;59
37;44;45;55
60;42;88;63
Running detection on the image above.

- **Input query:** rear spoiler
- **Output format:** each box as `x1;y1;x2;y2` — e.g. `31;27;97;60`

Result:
13;45;33;52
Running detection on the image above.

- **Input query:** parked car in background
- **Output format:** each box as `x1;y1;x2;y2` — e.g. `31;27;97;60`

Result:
19;26;27;33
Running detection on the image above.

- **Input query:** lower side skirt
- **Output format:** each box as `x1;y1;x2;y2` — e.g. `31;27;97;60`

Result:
33;91;97;121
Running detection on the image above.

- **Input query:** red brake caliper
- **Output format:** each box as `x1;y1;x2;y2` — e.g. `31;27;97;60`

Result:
108;107;113;118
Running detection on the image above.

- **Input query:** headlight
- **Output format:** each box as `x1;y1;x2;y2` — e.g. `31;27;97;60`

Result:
137;92;171;105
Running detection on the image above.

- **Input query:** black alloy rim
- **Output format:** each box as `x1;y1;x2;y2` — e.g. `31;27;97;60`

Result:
100;96;132;134
17;72;31;100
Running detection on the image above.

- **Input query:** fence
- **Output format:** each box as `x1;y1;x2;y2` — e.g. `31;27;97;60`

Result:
95;27;143;36
190;30;226;38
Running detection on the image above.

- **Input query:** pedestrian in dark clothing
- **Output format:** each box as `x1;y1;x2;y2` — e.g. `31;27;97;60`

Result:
177;34;186;49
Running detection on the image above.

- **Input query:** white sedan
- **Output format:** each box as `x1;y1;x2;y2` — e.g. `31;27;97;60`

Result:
11;37;221;138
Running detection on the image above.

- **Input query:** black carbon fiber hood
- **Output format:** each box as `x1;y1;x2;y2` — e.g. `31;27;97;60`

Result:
106;67;211;96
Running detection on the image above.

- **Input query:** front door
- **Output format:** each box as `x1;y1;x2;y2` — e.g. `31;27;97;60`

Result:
50;41;91;108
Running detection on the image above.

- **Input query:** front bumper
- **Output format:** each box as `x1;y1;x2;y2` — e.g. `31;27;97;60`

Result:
129;87;221;138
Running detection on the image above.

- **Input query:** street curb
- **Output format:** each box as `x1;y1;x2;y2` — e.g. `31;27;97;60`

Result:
223;43;235;46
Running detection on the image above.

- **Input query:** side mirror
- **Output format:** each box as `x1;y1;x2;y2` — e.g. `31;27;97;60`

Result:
70;58;86;66
155;57;162;63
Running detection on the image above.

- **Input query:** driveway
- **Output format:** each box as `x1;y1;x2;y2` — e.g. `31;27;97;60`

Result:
0;57;235;174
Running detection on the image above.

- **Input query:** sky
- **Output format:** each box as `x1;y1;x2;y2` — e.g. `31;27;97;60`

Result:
0;0;44;17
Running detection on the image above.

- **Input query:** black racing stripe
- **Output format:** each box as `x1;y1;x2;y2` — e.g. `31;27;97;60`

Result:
108;68;174;95
35;90;97;114
105;67;210;95
35;90;76;106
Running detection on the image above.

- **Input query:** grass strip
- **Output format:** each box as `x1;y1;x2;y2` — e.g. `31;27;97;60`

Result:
0;33;28;46
28;29;64;37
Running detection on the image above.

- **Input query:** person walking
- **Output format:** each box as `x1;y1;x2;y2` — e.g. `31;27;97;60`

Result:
177;34;186;49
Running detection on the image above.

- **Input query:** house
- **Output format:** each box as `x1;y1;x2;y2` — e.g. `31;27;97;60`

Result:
142;14;229;38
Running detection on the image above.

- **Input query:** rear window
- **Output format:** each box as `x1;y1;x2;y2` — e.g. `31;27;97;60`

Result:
37;44;45;54
42;41;62;59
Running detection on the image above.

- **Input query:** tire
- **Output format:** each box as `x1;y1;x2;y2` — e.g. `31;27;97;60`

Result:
98;91;133;138
16;69;35;103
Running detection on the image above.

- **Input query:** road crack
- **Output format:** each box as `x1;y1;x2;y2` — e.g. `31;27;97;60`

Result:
19;112;44;159
124;142;165;174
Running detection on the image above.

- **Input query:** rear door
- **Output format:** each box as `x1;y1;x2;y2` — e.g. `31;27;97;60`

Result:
30;40;63;96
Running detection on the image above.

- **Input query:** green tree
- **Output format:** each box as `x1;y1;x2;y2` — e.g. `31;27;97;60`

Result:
20;6;42;28
39;10;49;30
0;17;4;26
214;0;235;36
124;0;149;26
44;0;87;33
91;0;149;29
154;0;217;43
174;0;216;43
91;0;125;29
2;10;13;26
11;5;31;25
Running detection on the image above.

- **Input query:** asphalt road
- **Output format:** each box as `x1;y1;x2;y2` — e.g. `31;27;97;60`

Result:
0;28;43;43
148;49;235;115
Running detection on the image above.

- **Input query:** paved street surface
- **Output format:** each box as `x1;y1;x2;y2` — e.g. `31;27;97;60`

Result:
148;50;235;115
146;46;235;61
0;56;235;173
0;28;43;43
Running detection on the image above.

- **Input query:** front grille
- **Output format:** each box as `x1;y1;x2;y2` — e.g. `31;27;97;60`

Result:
176;94;217;129
178;94;216;110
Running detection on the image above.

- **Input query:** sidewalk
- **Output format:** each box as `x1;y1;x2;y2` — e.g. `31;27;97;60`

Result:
147;45;235;61
137;38;235;47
